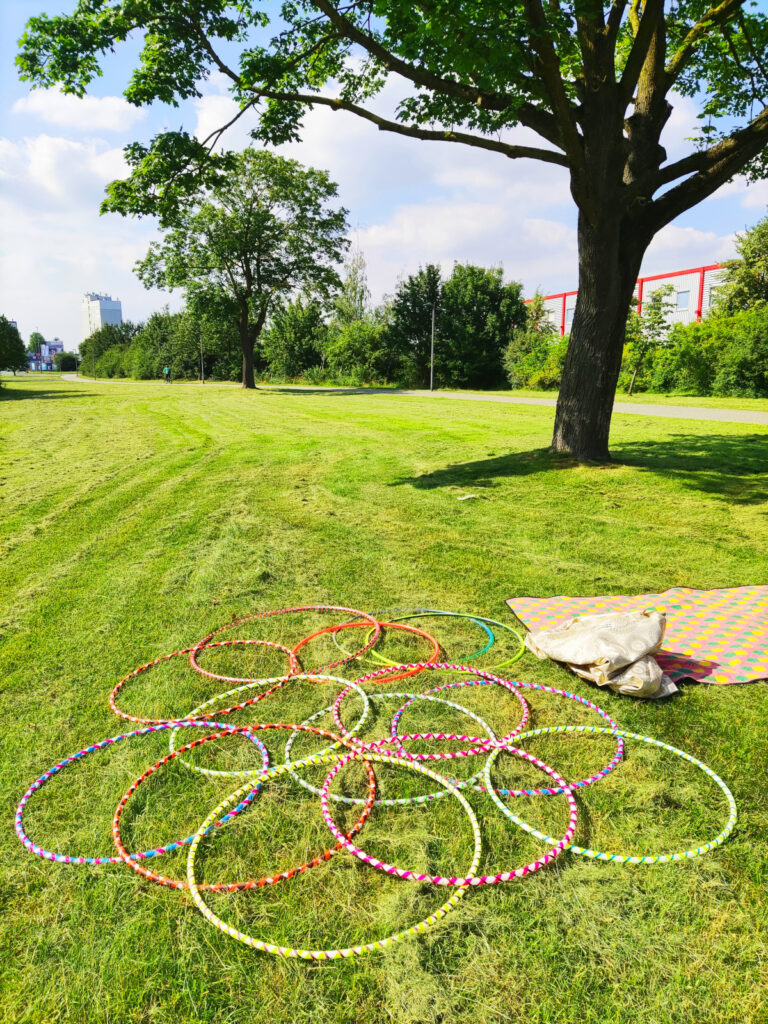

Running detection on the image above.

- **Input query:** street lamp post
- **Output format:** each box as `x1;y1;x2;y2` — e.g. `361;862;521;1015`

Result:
429;304;435;392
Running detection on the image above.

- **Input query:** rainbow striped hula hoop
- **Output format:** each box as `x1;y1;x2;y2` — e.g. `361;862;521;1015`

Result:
114;726;376;892
15;721;270;866
484;725;737;864
186;750;481;959
284;689;500;806
109;639;297;725
170;674;371;778
190;604;382;677
320;745;578;885
354;664;624;795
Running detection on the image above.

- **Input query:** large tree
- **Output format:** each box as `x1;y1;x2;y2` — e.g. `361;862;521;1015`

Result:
18;2;768;454
134;149;348;388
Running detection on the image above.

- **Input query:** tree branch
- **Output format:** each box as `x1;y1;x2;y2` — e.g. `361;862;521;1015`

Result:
312;0;514;111
251;86;569;165
188;12;569;155
521;0;585;172
198;100;258;153
619;0;665;105
605;0;629;47
665;0;746;89
648;102;768;228
634;101;768;194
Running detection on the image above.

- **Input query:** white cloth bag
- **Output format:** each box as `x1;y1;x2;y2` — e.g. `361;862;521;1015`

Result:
524;610;678;698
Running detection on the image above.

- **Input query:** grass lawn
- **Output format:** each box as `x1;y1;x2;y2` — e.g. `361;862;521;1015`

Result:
1;376;766;1024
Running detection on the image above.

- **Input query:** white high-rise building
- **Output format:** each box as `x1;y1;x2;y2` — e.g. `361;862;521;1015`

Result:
82;293;122;339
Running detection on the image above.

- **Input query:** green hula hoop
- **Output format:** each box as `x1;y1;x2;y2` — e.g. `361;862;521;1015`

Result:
333;608;526;670
484;725;737;865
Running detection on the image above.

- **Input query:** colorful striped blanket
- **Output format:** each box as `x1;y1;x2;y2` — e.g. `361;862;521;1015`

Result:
507;586;768;685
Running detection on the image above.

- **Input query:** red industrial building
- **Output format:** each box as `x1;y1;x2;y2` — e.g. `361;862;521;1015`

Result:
535;264;726;335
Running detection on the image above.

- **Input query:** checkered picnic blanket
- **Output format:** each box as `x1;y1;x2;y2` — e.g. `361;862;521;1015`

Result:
507;586;768;685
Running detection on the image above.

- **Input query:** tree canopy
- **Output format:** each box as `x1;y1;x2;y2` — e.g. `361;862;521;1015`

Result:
27;330;45;355
17;0;768;452
716;212;768;314
134;148;348;387
0;316;28;378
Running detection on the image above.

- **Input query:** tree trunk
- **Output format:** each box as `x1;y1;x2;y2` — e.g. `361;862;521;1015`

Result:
239;306;257;389
552;212;647;461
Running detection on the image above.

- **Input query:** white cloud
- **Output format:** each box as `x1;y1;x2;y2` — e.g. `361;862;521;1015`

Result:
13;87;147;132
0;134;176;346
641;223;736;276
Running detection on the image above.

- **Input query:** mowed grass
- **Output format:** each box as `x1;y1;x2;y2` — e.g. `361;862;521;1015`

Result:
1;376;767;1024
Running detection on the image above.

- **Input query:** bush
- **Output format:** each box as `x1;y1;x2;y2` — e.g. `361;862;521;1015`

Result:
54;352;78;371
631;306;768;397
94;346;127;378
503;331;568;389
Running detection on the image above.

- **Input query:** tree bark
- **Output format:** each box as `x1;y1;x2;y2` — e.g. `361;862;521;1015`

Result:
239;305;257;389
551;212;648;460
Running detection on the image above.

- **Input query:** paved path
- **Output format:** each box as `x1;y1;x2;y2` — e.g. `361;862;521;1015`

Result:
60;375;768;426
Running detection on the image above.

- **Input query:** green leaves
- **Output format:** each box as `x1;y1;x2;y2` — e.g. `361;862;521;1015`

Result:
102;134;236;223
132;148;348;383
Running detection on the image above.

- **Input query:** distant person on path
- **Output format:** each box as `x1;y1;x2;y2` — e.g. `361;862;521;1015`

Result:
163;365;170;383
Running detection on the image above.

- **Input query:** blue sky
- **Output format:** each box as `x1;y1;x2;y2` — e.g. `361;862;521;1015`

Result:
2;0;767;348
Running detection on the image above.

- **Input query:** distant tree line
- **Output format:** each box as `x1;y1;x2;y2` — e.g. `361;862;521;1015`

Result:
81;253;528;389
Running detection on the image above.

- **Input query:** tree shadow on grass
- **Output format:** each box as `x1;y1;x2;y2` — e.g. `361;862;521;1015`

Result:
392;433;768;506
264;386;401;397
613;433;768;506
0;387;93;401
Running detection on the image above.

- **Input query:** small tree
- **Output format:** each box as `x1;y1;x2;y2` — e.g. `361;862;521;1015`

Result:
332;250;370;327
383;265;442;387
54;351;79;371
439;265;527;388
0;316;28;381
261;296;327;378
27;330;45;355
135;150;348;389
716;214;768;314
623;284;675;395
503;292;558;387
80;321;140;377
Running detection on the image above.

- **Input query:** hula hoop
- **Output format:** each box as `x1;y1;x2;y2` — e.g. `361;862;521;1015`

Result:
14;721;270;866
113;723;376;891
187;750;481;959
334;609;526;670
320;744;578;886
355;664;624;796
109;639;296;725
186;637;300;686
485;726;737;864
293;620;441;684
170;673;371;778
332;672;529;762
190;604;382;678
284;689;500;806
332;608;493;664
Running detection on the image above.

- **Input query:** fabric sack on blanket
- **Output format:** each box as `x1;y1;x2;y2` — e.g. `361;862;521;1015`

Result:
524;610;679;698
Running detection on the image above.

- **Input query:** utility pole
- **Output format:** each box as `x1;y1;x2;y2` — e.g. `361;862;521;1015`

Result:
430;304;435;392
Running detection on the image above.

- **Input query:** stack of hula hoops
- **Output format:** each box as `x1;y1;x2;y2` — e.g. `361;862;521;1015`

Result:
15;604;737;961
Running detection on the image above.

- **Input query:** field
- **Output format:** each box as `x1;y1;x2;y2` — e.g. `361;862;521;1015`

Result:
1;376;767;1024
